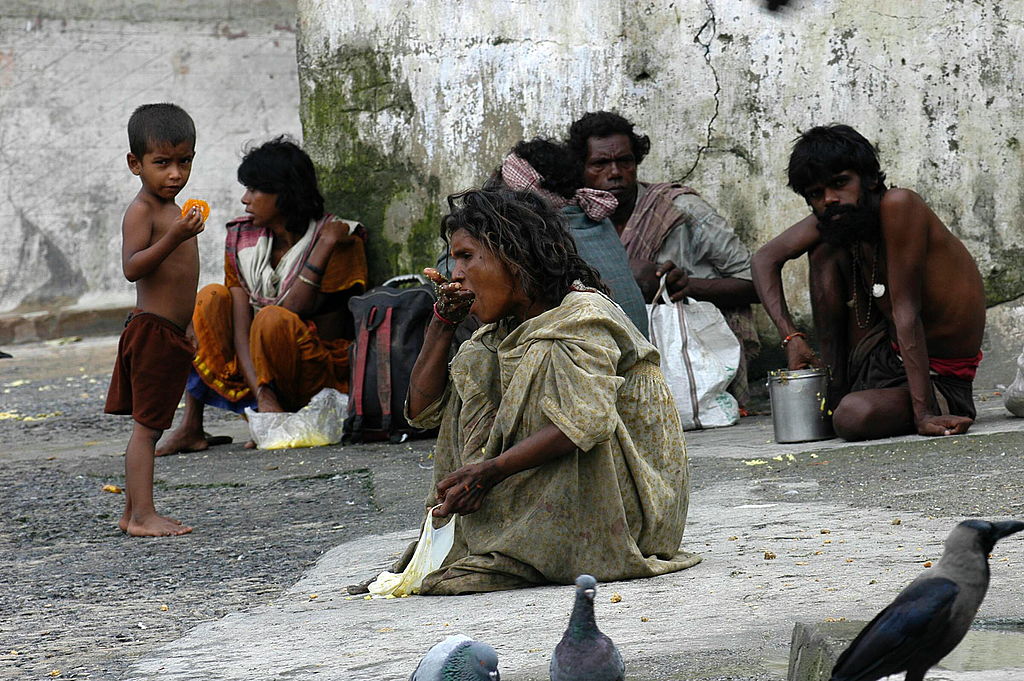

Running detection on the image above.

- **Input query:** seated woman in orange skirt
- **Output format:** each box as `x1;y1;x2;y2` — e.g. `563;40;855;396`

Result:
158;136;367;453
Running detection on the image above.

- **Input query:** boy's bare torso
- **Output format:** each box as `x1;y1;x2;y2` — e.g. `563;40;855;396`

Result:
128;192;200;330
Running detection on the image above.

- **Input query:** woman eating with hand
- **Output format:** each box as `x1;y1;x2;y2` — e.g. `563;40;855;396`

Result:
402;187;700;595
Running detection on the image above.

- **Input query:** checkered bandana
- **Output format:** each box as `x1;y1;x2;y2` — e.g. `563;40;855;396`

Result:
500;153;618;221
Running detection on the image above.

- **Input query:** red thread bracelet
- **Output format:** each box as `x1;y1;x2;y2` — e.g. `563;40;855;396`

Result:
433;303;458;326
781;331;807;347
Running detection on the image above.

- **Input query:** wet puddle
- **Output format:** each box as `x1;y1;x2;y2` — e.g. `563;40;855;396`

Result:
939;623;1024;672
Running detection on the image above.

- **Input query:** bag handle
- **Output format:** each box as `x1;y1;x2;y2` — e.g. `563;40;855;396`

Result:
654;273;697;306
382;273;429;288
654;274;673;306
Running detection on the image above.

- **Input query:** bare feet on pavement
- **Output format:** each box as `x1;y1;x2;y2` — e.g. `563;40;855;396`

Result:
156;429;232;456
120;513;192;537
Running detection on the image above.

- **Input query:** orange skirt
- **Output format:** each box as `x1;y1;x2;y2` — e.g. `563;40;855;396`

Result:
191;284;350;412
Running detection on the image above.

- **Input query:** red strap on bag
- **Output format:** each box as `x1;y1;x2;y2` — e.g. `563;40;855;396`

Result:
376;308;393;423
352;307;376;417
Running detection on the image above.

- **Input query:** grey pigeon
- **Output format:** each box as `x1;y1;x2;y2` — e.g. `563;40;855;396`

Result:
550;574;625;681
410;634;499;681
831;518;1024;681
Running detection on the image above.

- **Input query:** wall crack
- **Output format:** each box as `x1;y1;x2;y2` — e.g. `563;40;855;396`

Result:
678;0;720;183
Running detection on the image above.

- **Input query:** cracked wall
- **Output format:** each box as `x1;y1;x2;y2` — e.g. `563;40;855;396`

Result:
298;0;1024;383
0;1;300;314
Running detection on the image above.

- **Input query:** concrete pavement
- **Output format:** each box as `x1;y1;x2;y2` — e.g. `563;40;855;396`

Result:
3;335;1024;681
126;397;1024;680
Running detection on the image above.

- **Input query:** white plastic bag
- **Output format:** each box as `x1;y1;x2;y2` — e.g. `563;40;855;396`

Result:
244;388;348;449
367;506;456;598
1004;346;1024;417
648;276;741;429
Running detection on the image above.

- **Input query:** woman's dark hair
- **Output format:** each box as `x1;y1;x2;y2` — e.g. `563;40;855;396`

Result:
787;124;887;199
509;138;580;199
440;188;609;310
567;111;651;166
238;136;325;234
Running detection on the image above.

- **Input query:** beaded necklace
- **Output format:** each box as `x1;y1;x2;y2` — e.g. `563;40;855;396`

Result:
850;243;886;329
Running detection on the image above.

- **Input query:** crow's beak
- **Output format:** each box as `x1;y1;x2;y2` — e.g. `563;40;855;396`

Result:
992;520;1024;541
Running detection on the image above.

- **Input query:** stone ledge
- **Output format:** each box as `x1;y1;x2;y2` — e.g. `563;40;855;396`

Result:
0;306;132;346
788;619;1024;681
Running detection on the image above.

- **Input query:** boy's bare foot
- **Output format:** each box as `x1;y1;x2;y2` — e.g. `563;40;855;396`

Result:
126;513;192;537
119;515;183;532
156;429;232;456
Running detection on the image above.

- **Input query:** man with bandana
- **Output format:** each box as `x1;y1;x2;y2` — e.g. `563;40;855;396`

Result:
568;111;761;409
752;124;985;441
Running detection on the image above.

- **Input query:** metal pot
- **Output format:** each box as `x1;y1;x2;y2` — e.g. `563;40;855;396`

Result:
767;368;835;443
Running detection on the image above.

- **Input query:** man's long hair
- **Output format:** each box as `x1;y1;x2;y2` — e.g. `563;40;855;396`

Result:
440;188;609;311
787;124;887;199
567;111;651;165
237;136;325;235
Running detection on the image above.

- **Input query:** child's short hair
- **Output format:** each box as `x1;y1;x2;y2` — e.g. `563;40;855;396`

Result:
128;103;196;158
237;136;325;235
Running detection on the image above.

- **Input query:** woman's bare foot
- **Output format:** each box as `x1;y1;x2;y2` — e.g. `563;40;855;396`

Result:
256;386;284;413
156;426;210;456
126;513;192;537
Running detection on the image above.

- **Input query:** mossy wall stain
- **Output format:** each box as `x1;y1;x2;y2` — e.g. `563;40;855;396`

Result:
299;46;441;285
984;247;1024;307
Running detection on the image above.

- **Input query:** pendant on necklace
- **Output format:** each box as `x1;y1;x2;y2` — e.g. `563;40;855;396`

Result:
872;283;886;298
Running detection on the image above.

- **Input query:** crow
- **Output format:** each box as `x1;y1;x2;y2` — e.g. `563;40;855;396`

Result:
831;518;1024;681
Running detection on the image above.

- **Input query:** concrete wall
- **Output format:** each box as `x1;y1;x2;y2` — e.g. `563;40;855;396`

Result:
0;0;301;314
296;0;1024;387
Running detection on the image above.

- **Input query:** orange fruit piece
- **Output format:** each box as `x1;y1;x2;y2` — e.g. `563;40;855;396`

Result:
181;199;210;221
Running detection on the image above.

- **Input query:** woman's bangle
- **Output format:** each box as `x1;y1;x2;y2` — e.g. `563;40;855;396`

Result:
303;262;325;276
432;303;458;326
781;331;807;348
298;274;320;289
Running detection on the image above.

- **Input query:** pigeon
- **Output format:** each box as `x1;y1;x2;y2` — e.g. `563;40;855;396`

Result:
549;574;625;681
831;518;1024;681
410;634;499;681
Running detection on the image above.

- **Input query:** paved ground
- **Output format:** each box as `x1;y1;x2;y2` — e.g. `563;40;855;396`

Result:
1;336;1023;681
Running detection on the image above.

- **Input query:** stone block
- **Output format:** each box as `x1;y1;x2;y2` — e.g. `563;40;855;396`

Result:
787;620;865;681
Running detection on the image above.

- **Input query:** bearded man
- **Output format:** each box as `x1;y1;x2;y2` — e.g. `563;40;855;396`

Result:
752;124;985;441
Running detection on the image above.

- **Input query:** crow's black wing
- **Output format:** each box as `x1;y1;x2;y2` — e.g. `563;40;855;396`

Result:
830;577;959;681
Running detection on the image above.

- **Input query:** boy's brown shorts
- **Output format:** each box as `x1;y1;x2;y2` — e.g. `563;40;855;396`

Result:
104;312;194;431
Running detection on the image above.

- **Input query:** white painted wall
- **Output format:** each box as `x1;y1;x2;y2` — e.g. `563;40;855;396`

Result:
0;1;301;313
297;0;1024;384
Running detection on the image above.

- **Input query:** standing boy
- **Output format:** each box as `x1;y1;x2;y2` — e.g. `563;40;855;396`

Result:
105;103;205;536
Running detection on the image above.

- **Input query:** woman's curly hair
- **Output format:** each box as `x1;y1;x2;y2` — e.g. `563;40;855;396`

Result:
440;188;609;311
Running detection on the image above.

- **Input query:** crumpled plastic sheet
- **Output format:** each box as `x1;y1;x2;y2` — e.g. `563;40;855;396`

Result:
1004;348;1024;417
367;506;456;598
245;388;348;449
